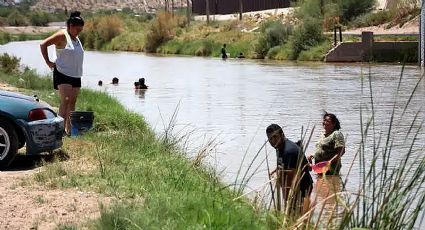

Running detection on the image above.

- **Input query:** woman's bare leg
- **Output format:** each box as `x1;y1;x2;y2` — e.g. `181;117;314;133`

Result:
58;84;73;134
66;87;80;133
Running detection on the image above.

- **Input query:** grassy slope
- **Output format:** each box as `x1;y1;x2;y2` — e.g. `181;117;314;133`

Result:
0;69;272;229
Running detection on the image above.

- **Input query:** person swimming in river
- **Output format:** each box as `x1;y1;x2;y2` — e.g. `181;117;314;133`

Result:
112;77;119;85
134;77;148;89
237;52;245;58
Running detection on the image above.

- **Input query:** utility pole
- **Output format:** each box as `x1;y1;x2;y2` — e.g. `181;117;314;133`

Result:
206;0;210;24
172;0;174;16
186;0;191;26
420;0;425;66
239;0;243;20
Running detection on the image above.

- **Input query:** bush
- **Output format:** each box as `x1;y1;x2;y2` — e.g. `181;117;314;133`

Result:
194;40;213;56
144;12;177;53
28;10;51;26
0;53;20;74
80;15;124;50
350;10;394;28
17;68;53;90
289;18;325;60
296;0;322;20
297;40;332;61
7;9;29;26
0;32;11;45
339;0;375;22
253;20;292;59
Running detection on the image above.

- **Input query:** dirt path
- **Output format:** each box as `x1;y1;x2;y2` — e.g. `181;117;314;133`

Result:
0;167;110;229
0;84;110;229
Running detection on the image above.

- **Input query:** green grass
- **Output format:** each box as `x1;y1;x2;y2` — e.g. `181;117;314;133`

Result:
0;57;272;229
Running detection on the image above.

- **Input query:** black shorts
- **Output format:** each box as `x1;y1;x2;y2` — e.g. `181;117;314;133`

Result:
53;67;81;90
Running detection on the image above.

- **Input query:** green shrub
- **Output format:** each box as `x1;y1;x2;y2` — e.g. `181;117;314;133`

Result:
0;53;20;74
350;10;394;28
17;68;53;90
253;20;292;59
289;18;325;60
0;31;11;45
108;31;146;52
194;40;213;56
339;0;375;22
144;12;177;53
269;43;292;60
7;9;29;26
297;40;332;61
28;10;51;26
80;15;124;50
296;0;323;20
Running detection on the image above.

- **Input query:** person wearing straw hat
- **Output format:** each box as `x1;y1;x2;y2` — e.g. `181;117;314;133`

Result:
308;112;345;175
266;124;313;213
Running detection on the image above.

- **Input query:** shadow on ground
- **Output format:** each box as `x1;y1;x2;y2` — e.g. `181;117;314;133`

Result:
5;149;70;171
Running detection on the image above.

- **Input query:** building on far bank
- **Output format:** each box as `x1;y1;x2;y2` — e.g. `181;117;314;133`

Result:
192;0;290;15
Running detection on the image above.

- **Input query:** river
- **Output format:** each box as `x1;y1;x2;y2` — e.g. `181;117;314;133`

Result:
1;40;424;227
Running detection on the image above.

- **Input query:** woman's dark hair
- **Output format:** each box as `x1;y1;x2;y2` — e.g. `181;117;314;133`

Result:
323;112;341;130
67;11;84;27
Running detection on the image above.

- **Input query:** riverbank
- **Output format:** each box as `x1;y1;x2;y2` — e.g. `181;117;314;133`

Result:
0;62;271;228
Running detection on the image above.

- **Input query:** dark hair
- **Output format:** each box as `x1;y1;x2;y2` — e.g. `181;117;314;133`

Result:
323;112;341;130
266;124;283;136
67;11;84;27
139;78;145;84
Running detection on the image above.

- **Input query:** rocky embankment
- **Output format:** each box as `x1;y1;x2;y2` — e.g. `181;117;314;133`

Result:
31;0;188;13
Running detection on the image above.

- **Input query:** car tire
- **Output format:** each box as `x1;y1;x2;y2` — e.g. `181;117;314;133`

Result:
0;119;18;168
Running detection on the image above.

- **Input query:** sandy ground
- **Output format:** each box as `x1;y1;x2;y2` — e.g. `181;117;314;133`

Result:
0;169;110;229
0;84;111;230
343;15;419;35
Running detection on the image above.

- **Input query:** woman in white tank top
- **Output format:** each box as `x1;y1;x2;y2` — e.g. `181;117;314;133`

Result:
40;11;85;135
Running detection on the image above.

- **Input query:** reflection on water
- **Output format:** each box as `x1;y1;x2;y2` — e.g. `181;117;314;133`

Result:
134;89;147;99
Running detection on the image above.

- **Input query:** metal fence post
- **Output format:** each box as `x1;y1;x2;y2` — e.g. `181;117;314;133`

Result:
421;0;425;67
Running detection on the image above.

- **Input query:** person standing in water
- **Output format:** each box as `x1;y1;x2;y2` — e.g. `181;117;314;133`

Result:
266;124;313;213
308;112;345;175
221;44;228;59
40;11;85;135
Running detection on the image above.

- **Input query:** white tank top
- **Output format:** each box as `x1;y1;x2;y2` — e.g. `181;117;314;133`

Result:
55;29;84;78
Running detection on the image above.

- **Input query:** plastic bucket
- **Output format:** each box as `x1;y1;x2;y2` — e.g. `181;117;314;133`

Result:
70;111;94;137
311;161;331;174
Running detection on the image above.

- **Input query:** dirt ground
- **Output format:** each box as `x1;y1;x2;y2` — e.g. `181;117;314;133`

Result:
0;26;62;35
343;15;419;35
0;84;110;230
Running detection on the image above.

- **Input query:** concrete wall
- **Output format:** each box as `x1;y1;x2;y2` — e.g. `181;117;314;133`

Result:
325;42;364;62
325;32;418;62
373;41;418;62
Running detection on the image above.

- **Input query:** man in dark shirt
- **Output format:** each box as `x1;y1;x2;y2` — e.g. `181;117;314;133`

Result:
266;124;313;213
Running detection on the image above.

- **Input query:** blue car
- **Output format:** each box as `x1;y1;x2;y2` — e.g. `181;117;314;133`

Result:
0;90;64;168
